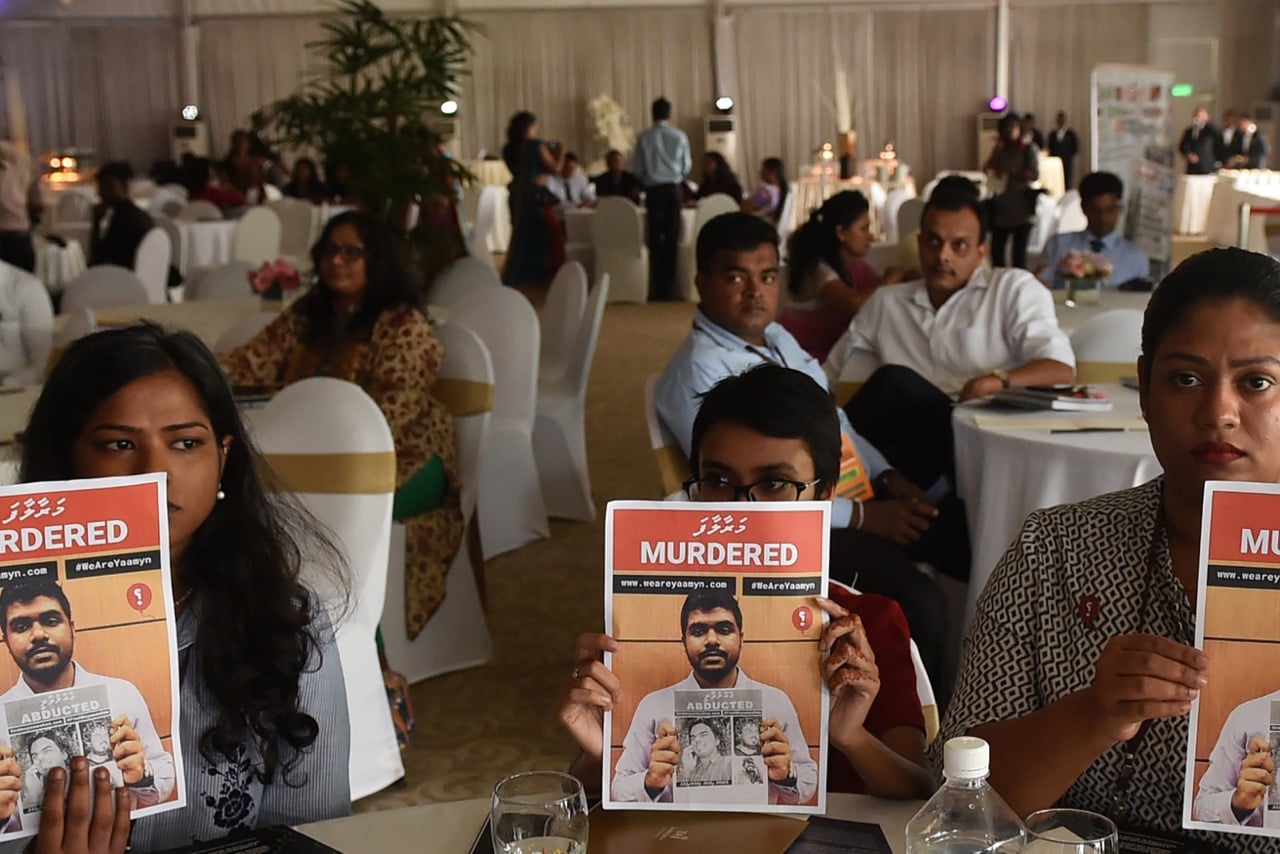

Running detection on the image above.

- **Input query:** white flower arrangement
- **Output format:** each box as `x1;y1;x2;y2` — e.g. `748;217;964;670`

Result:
587;94;635;156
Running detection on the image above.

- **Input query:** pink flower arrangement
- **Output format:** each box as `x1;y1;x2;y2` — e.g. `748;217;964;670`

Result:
247;259;302;301
1056;250;1113;281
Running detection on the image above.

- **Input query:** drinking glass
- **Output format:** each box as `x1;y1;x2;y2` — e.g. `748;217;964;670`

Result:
1025;808;1118;854
490;771;589;854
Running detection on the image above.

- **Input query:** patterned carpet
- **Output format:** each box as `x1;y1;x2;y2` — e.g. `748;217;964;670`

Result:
356;299;697;812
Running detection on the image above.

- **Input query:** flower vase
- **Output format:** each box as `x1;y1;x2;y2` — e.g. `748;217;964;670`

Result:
1065;276;1103;306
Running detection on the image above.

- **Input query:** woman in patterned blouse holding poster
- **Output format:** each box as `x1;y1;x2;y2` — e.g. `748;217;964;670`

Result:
940;247;1280;851
220;211;463;744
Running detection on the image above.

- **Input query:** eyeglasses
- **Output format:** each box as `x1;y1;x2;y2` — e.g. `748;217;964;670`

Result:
319;243;365;261
682;476;821;502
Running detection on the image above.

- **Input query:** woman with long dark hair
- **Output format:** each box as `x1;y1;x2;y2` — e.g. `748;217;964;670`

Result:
18;323;350;849
740;157;789;224
694;152;744;204
778;190;902;360
220;211;463;742
501;110;566;286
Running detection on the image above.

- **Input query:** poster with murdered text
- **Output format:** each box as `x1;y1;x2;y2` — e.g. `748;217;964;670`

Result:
1184;481;1280;839
0;473;183;841
603;500;830;814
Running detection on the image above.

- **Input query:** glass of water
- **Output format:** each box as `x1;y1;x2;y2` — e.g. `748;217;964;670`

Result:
1025;808;1118;854
490;771;589;854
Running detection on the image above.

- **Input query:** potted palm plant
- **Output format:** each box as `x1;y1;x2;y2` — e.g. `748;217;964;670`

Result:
252;0;476;277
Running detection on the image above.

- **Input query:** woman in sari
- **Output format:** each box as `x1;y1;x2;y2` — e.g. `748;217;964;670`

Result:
501;111;566;287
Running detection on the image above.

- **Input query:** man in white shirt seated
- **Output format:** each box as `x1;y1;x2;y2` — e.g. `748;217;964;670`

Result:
1036;171;1150;289
550;152;595;210
825;187;1075;507
0;260;53;387
655;212;960;693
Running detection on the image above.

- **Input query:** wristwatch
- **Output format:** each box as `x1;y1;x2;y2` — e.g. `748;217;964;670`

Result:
128;761;155;789
990;368;1011;389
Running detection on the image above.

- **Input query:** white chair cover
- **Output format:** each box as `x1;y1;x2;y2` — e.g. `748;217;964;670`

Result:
132;228;171;305
175;200;223;222
539;261;588;385
60;266;149;314
149;191;186;220
1056;190;1088;236
428;255;503;307
53;193;93;226
54;307;97;349
214;311;277;352
449;288;549;558
470;186;502;269
270;200;319;268
644;373;687;498
382;321;494;683
254;377;404;800
676;194;739;300
158;183;189;201
881;189;915;245
190;261;256;301
533;274;609;521
776;188;800;248
1069;308;1144;383
263;183;284;202
591;197;647;304
896;198;925;245
232;207;283;266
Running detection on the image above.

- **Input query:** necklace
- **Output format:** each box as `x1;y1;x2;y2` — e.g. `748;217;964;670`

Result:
174;588;196;611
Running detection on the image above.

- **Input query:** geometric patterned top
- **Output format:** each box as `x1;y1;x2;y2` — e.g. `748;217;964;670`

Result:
937;479;1270;851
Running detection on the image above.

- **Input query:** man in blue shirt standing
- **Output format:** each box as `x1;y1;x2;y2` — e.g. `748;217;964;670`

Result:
655;212;954;694
1037;171;1150;289
633;97;692;302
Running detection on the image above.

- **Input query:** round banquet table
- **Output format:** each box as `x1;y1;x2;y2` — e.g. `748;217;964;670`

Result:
464;159;513;187
953;384;1161;632
1173;174;1218;234
33;237;86;294
178;220;237;278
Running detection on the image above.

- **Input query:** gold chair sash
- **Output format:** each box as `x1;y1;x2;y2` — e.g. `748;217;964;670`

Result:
434;379;495;417
1075;361;1135;385
261;452;397;494
654;444;689;497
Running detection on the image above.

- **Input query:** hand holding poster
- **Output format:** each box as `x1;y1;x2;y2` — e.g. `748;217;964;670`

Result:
0;473;184;841
602;500;830;814
1185;482;1280;838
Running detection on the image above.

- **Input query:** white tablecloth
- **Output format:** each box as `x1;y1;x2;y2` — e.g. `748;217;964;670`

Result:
789;177;908;237
464;160;512;187
954;385;1161;632
1036;154;1066;198
178;220;237;277
1172;174;1218;235
1052;288;1152;334
298;792;922;852
33;238;86;294
563;206;697;245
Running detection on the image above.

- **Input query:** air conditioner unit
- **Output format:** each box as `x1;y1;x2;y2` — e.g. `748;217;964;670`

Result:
704;114;739;176
170;121;208;161
1251;102;1277;169
427;118;461;160
976;112;1003;170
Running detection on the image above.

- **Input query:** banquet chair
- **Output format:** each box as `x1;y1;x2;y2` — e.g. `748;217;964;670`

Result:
539;260;588;385
896;198;925;246
428;255;503;307
470;186;502;269
533;274;610;521
676;194;738;300
60;266;149;314
214;311;277;352
232;207;283;266
643;374;687;498
591;197;647;304
828;579;939;744
449;288;549;558
1055;191;1087;237
382;321;494;683
148;191;186;220
53;193;93;226
189;260;255;301
1069;309;1144;384
775;188;799;249
881;189;914;245
263;184;284;202
158;183;189;201
270;200;319;269
255;377;404;800
175;200;223;222
132;228;171;305
45;307;97;377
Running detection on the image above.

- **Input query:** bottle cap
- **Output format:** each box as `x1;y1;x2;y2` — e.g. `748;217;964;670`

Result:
943;736;990;779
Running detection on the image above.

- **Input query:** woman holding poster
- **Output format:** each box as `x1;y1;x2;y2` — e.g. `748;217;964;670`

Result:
941;247;1280;850
12;324;351;851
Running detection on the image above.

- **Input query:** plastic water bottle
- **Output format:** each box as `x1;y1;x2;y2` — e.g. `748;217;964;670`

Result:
906;736;1026;853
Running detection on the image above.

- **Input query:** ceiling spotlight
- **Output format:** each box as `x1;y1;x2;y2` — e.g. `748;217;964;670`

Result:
181;104;200;121
988;96;1008;113
714;96;734;113
440;100;459;116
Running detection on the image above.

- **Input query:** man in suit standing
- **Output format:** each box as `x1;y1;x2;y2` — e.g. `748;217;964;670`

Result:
1047;111;1079;189
633;97;692;302
1225;113;1271;169
1178;106;1221;175
1020;114;1045;150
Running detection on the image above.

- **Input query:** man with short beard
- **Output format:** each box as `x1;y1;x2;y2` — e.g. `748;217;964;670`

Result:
0;580;174;820
610;589;819;804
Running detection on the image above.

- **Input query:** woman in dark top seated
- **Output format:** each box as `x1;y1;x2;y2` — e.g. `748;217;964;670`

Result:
694;152;744;204
283;158;329;203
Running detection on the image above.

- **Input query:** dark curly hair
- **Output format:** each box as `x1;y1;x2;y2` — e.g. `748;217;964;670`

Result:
20;323;348;786
302;210;423;347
